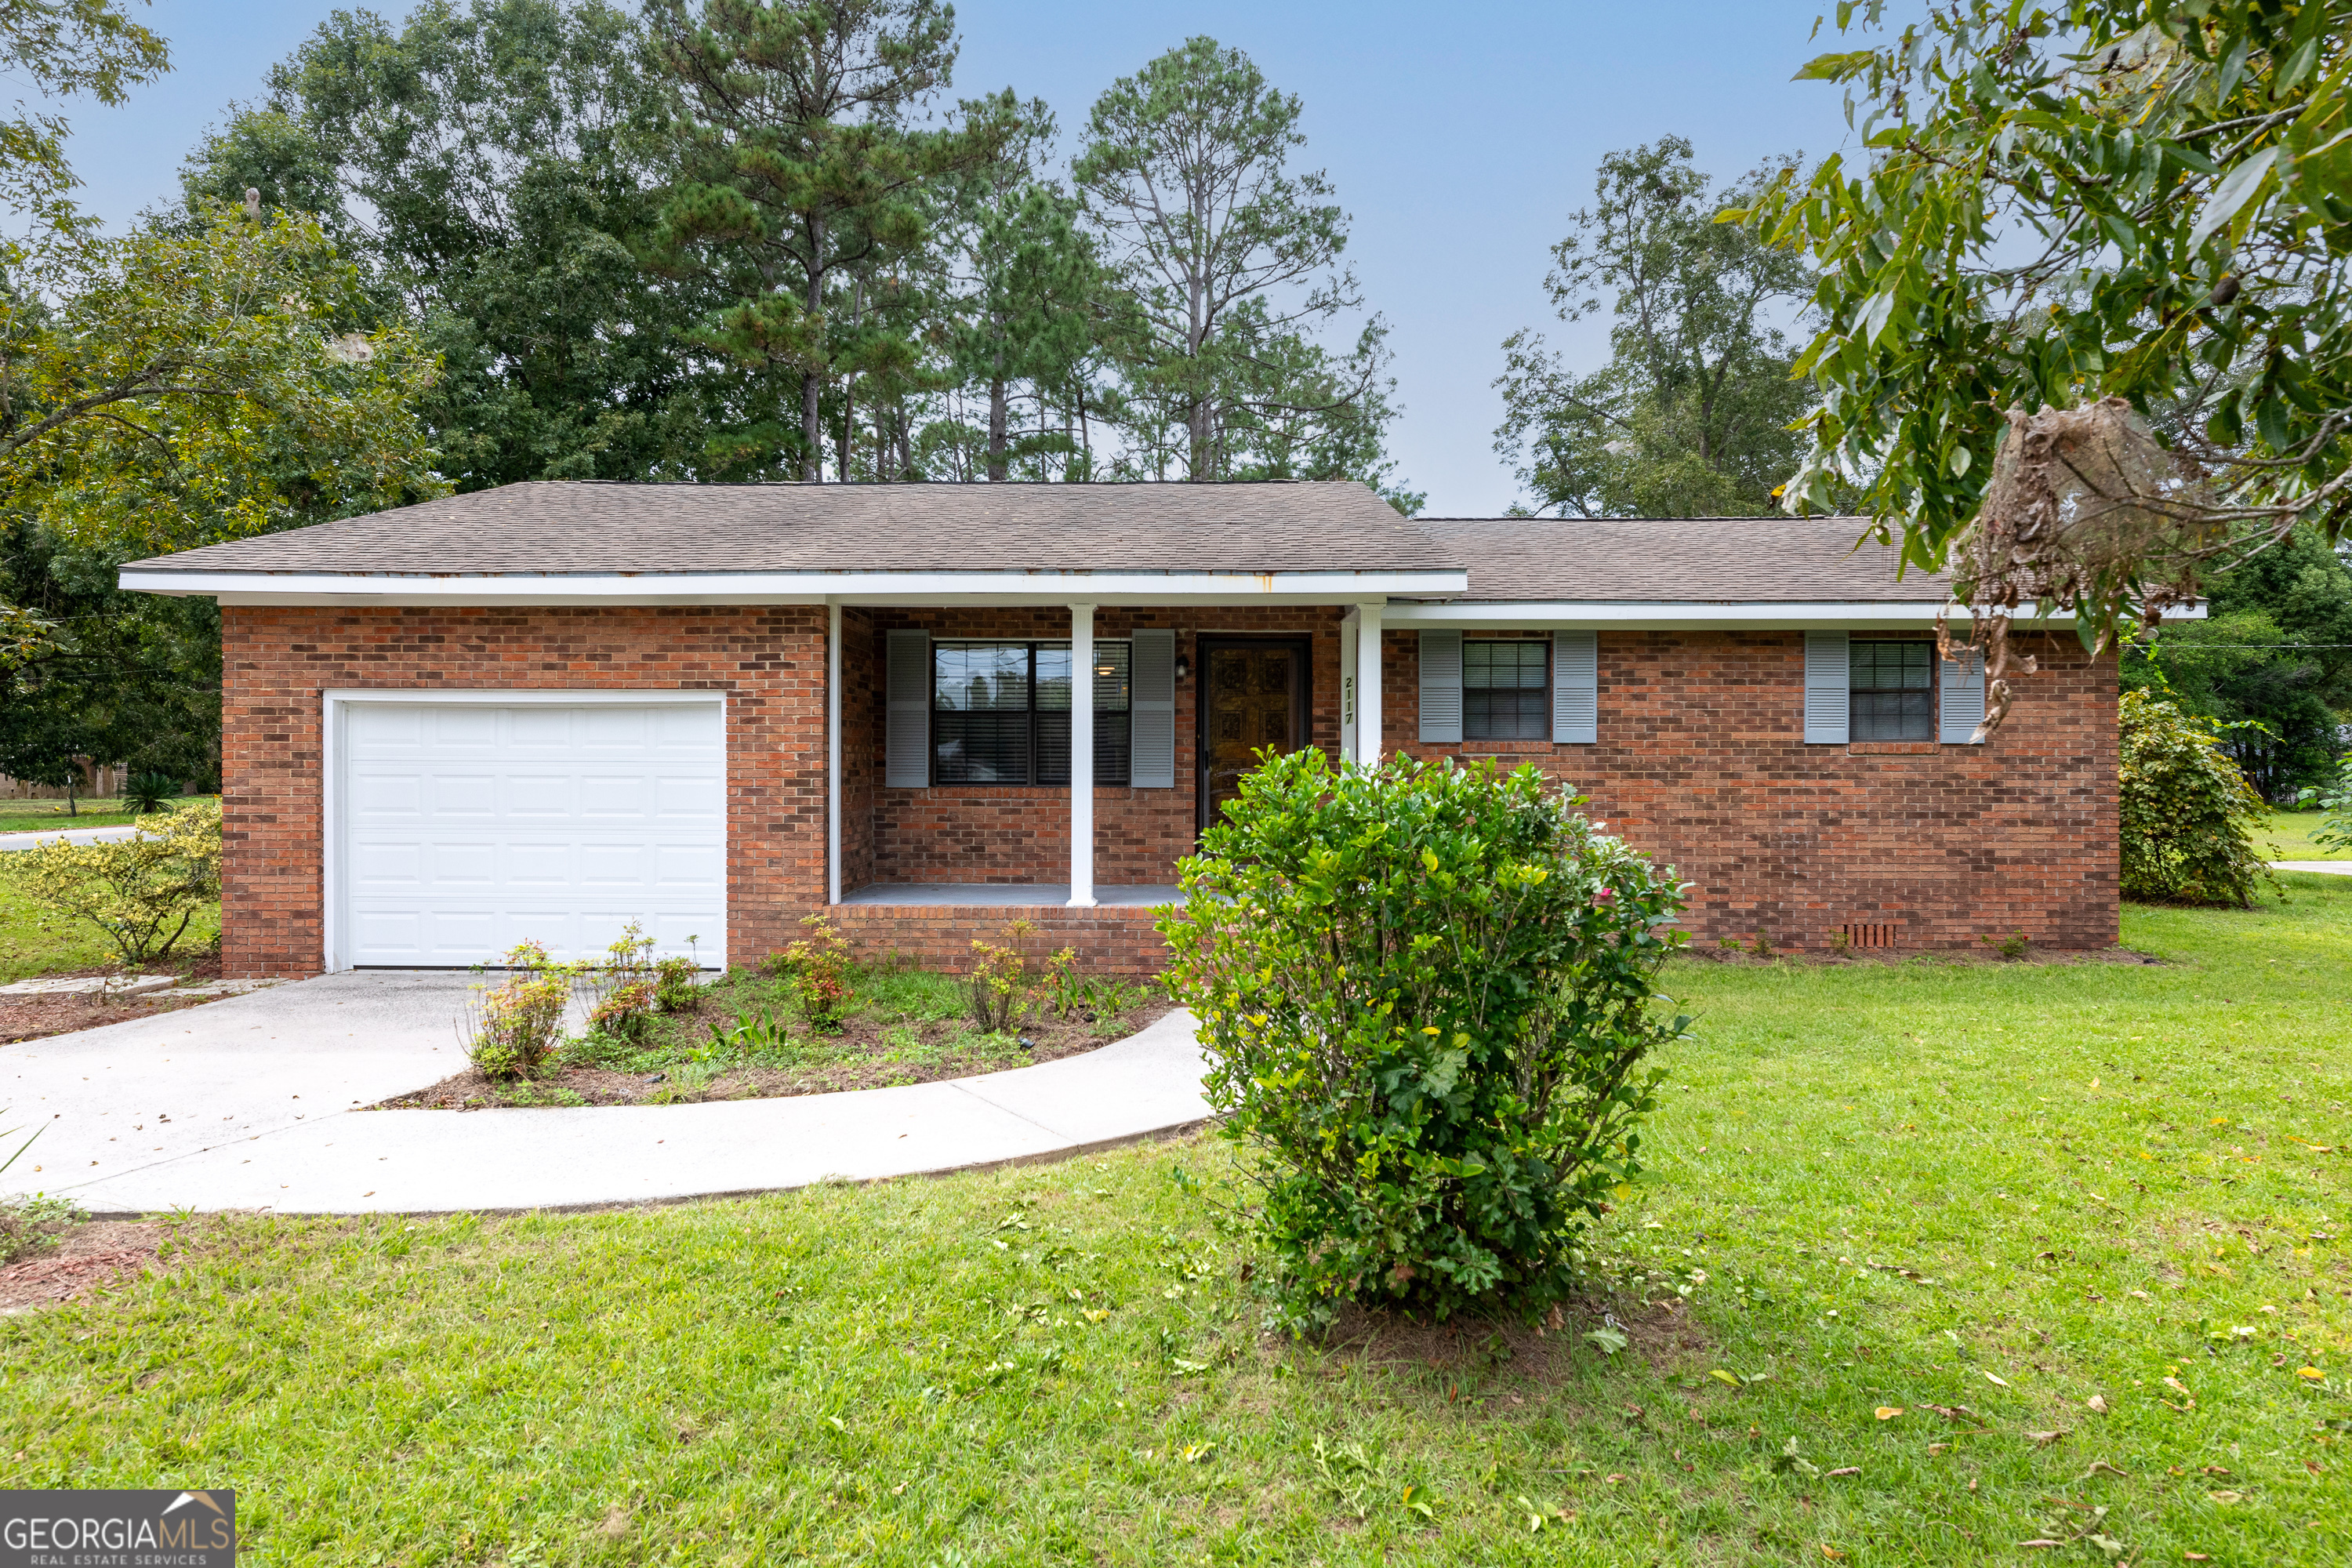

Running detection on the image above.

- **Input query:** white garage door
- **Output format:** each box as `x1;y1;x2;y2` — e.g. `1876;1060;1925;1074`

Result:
337;699;726;968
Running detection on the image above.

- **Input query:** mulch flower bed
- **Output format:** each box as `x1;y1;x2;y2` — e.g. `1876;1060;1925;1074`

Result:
0;954;227;1045
0;1221;170;1313
374;966;1172;1111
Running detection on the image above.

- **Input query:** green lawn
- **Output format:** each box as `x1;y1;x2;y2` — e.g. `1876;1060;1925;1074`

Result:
4;880;2348;1564
0;796;209;836
2260;808;2350;861
0;880;220;983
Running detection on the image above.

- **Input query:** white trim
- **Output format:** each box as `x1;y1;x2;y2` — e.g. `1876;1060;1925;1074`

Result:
1382;600;2209;629
1338;606;1359;760
122;567;1469;608
827;602;842;906
1068;604;1096;908
1356;601;1385;764
320;687;730;973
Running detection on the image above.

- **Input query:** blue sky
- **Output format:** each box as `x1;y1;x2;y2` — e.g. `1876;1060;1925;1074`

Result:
56;0;1867;514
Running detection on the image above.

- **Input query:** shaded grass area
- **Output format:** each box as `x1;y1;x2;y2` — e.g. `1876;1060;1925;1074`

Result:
4;881;2349;1563
2260;808;2350;861
388;963;1163;1109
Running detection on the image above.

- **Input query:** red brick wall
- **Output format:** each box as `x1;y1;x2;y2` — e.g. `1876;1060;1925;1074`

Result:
852;607;1345;886
218;604;829;978
832;902;1170;975
1383;627;2119;952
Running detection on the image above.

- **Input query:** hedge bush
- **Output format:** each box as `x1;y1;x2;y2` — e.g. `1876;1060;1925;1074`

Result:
1158;750;1688;1331
0;799;222;962
2118;689;2275;906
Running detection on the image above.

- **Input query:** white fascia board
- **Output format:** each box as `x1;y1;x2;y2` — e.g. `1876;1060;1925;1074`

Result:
1381;600;2207;630
117;567;1469;607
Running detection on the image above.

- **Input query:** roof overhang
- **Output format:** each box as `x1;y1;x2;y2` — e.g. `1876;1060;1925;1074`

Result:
1381;600;2209;630
115;568;1471;608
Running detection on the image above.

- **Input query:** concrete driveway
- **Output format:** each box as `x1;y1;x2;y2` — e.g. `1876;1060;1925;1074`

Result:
2;971;1211;1216
0;824;140;852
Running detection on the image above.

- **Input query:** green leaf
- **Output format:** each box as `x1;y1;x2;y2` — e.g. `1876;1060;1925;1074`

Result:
1793;50;1875;82
2187;147;2279;252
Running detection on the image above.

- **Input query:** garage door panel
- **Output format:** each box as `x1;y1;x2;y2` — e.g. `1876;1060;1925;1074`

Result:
430;707;500;749
653;773;724;819
425;772;500;818
347;769;425;820
339;699;725;967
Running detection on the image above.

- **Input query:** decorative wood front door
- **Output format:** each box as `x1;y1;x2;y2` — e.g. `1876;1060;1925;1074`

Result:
1200;639;1308;833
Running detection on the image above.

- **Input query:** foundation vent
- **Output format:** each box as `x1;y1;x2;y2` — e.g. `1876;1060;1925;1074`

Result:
1839;922;1902;950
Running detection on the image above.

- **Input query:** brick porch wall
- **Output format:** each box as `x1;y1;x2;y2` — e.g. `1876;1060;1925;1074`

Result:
217;604;829;978
1383;627;2119;953
852;606;1346;886
831;902;1170;975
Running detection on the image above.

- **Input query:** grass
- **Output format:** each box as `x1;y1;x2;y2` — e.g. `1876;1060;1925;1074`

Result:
2259;808;2350;861
0;795;209;835
0;878;219;984
4;880;2349;1564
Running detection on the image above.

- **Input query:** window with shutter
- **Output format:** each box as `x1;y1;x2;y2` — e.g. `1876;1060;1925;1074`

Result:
1939;645;1987;744
1130;629;1175;787
885;629;931;786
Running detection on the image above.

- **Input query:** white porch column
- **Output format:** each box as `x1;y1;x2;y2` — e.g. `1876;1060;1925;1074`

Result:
1355;600;1385;765
1068;602;1097;907
826;600;842;905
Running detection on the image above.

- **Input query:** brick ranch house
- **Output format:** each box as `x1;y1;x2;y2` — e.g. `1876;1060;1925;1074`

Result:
118;481;2133;978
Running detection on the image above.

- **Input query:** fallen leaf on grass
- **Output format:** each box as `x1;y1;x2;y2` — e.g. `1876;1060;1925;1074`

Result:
2017;1540;2065;1549
2296;1367;2325;1381
1819;1548;1846;1561
1708;1369;1744;1388
2208;1490;2242;1504
2026;1430;2067;1446
2184;1555;2210;1563
2075;1461;2132;1482
1875;1406;1903;1421
1984;1371;2011;1388
1826;1466;1861;1478
2085;1394;2109;1414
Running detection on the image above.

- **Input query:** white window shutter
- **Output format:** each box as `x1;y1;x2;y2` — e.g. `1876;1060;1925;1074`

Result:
1803;630;1850;745
885;629;930;787
1418;630;1462;743
1940;645;1987;744
1130;629;1176;787
1552;630;1597;744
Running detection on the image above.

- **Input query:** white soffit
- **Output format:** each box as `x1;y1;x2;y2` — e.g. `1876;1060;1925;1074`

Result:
116;568;1468;607
1381;600;2208;630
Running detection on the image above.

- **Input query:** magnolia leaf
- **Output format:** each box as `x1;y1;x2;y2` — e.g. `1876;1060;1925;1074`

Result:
2187;147;2280;252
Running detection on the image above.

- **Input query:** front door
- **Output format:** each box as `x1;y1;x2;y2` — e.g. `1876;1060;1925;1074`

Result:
1200;638;1308;833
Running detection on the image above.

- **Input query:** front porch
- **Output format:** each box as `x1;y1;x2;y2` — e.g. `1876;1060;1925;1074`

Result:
819;597;1389;972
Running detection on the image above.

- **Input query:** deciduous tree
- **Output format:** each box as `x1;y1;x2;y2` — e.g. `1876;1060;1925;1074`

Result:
1495;138;1813;518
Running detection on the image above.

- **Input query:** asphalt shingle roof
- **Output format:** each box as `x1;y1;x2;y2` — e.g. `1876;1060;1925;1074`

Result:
1416;516;1955;603
125;480;1454;577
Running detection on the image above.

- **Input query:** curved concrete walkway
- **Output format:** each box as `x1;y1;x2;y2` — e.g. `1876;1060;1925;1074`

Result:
2;973;1210;1216
2272;860;2352;877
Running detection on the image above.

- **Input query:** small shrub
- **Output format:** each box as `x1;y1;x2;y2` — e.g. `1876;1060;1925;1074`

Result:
2296;757;2352;851
1828;929;1852;957
1037;946;1083;1017
778;913;853;1032
1980;929;2030;960
463;941;573;1080
2119;689;2277;906
0;798;222;962
653;954;704;1013
1159;750;1688;1332
589;979;657;1043
967;920;1037;1033
706;1004;794;1057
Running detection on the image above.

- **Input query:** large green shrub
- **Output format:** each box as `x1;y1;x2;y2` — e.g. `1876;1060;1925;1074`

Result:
2118;689;2276;906
0;798;222;962
1158;751;1688;1330
2296;757;2352;851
